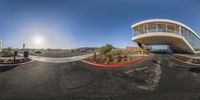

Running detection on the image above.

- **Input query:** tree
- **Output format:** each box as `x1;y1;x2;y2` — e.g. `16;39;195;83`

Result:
100;44;113;55
7;47;12;52
2;47;13;57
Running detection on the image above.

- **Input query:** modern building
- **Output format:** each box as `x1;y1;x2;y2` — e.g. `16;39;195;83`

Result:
131;19;200;54
0;38;2;52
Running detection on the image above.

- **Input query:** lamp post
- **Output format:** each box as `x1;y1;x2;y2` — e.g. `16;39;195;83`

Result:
14;51;18;62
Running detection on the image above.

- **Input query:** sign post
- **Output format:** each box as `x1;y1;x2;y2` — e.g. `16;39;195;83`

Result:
24;51;29;59
14;51;18;62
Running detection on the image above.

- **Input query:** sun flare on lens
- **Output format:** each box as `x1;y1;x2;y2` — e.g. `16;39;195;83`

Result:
32;35;44;46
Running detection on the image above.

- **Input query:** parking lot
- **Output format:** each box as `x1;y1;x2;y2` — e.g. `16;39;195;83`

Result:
0;54;200;100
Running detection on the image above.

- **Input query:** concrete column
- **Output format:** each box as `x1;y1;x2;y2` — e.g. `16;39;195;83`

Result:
179;26;182;36
156;23;158;32
146;24;149;33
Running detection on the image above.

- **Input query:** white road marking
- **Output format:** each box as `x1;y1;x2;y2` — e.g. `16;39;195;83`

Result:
126;69;135;74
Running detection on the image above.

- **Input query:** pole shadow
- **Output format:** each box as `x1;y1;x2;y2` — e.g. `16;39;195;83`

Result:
0;65;18;73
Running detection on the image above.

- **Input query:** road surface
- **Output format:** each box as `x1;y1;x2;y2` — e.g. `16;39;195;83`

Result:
0;54;200;100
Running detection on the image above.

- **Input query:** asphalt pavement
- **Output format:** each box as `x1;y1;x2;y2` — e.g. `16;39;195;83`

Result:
0;54;200;100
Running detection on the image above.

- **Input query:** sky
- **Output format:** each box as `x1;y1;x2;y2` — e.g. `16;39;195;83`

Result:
0;0;200;49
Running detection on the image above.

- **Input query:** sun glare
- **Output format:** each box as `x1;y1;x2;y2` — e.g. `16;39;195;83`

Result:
33;35;44;46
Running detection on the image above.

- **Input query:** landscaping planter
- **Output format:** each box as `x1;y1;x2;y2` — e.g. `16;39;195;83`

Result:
0;58;31;65
81;56;149;67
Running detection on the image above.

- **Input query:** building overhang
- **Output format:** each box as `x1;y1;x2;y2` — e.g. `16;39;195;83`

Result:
131;19;200;39
132;32;196;53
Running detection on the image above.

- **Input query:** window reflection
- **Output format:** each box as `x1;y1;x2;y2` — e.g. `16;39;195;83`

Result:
167;24;175;33
148;23;156;32
157;23;166;32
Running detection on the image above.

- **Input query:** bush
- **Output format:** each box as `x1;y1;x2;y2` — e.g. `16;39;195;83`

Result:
113;58;120;64
105;57;111;64
2;47;13;57
100;44;113;55
120;58;126;63
127;57;133;62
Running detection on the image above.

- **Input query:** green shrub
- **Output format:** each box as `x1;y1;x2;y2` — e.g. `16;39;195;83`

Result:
120;58;126;63
113;58;120;64
127;57;133;62
2;47;13;57
101;55;106;61
100;44;113;55
105;57;111;64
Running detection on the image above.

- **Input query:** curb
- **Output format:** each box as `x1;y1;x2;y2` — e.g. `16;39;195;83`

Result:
169;55;200;66
0;59;34;67
80;56;149;67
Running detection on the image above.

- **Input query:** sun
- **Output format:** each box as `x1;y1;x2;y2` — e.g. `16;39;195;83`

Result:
33;35;44;46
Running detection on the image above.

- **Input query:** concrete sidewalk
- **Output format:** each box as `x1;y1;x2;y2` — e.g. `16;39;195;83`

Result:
18;53;97;63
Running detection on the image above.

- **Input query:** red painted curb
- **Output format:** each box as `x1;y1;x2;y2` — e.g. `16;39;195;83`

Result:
81;56;149;67
170;55;200;66
0;59;32;64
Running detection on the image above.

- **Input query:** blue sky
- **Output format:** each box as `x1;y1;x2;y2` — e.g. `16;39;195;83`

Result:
0;0;200;49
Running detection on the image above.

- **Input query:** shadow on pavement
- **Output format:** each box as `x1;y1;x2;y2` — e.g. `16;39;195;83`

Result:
152;60;159;64
0;65;18;73
189;68;200;73
153;58;200;73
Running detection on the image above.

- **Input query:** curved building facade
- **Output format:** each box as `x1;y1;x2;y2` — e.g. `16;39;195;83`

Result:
131;19;200;53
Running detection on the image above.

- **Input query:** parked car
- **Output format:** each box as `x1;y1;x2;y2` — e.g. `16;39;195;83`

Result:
35;51;42;54
80;49;87;52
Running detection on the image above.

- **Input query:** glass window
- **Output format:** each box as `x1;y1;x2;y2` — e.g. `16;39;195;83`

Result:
181;27;200;51
181;27;187;37
157;23;166;32
174;25;180;34
138;25;144;34
144;24;148;33
167;24;175;33
134;27;139;36
188;32;200;51
148;23;156;32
